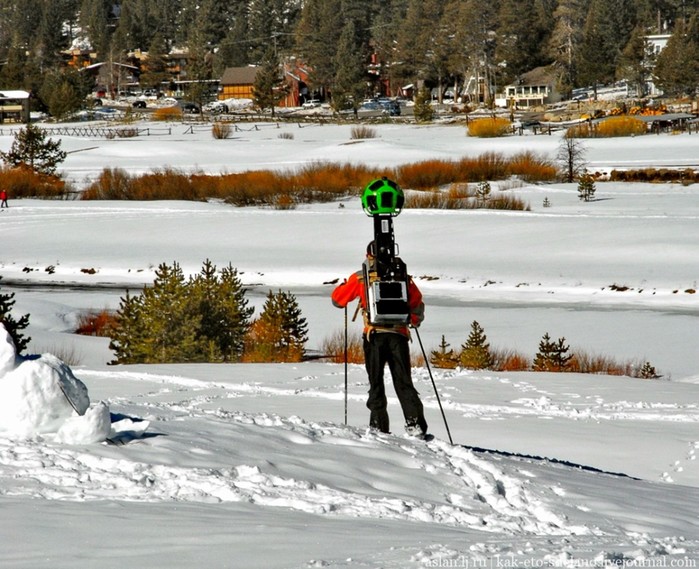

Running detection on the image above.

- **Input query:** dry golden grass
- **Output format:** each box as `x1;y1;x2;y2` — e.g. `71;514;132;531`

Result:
152;106;183;121
568;116;648;139
467;117;512;138
597;116;647;137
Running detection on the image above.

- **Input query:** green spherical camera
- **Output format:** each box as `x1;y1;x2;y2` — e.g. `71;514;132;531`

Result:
361;177;404;216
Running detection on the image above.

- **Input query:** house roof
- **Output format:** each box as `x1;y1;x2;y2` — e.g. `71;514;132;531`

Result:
632;113;694;123
511;65;559;87
0;90;30;99
221;66;259;86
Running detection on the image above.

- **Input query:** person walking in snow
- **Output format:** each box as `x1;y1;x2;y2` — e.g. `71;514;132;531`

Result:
331;241;428;438
0;189;8;208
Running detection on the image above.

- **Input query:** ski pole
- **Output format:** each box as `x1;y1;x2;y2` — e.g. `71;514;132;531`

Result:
413;327;453;445
344;303;348;425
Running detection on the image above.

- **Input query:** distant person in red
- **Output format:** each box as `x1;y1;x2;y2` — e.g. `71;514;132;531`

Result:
331;241;428;438
0;189;8;208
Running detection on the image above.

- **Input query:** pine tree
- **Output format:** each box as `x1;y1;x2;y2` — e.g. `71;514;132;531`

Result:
140;262;201;363
79;0;113;61
0;124;67;176
0;278;31;354
244;290;308;362
460;320;494;370
430;335;459;369
578;0;636;92
140;32;170;91
577;171;596;201
476;181;492;205
296;0;343;96
547;0;588;96
654;15;699;96
331;19;367;115
188;260;253;362
252;48;290;116
533;333;573;372
638;361;661;379
413;87;434;123
109;290;146;364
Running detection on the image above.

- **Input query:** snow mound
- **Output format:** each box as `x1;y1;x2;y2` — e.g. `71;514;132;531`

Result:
0;324;110;443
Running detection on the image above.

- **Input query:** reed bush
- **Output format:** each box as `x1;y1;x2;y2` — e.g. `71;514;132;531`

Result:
130;168;198;200
491;348;530;372
396;159;458;190
460;152;509;181
569;349;637;376
404;183;473;209
81;167;132;200
467;117;512;138
350;126;378;140
212;122;231;139
506;151;558;182
565;123;594;138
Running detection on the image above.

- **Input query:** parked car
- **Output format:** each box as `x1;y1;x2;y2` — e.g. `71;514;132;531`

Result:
302;99;321;109
382;101;401;116
180;102;200;114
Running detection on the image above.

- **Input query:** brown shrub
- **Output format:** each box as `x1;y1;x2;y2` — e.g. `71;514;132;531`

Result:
488;193;531;211
242;318;304;363
212;122;231;139
0;166;68;198
491;348;530;372
568;349;634;376
320;330;364;364
75;309;117;337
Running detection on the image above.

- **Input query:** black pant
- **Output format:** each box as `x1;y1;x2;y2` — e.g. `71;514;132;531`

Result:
363;332;427;434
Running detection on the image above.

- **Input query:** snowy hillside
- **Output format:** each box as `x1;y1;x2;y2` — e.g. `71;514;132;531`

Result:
0;122;698;567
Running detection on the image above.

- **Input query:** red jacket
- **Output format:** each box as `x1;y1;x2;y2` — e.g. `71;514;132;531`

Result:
332;269;424;337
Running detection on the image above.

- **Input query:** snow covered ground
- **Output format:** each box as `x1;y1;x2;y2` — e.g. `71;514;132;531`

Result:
0;121;698;567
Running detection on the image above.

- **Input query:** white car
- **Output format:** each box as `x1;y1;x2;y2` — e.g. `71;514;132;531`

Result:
302;99;321;109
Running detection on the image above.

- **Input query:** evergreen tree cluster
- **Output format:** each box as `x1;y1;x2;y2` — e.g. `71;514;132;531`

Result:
1;0;699;117
429;320;659;379
108;260;307;364
429;320;494;370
